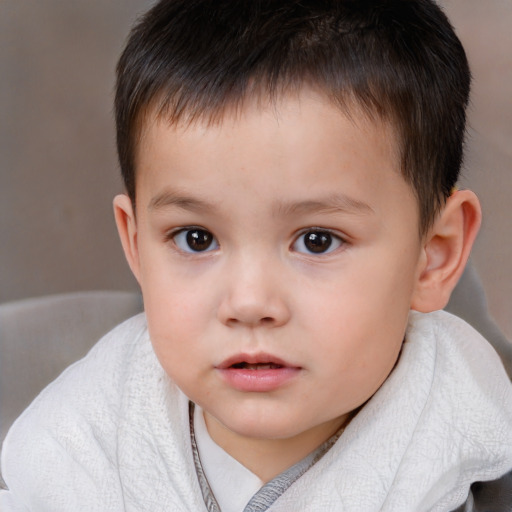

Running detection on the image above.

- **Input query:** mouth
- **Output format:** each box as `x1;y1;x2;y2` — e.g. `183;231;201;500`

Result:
229;362;284;370
217;353;295;370
216;353;301;392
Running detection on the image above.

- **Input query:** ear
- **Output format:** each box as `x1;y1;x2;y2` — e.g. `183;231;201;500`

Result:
411;189;482;312
113;194;141;284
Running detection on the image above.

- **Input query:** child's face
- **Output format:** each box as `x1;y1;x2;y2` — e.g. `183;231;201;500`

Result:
127;90;425;448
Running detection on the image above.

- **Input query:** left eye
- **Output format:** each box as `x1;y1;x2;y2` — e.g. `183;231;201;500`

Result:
172;228;219;253
292;230;343;255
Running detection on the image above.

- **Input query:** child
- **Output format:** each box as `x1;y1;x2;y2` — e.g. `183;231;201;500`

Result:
2;0;512;510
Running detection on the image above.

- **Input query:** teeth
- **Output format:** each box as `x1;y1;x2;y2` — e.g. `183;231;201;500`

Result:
247;363;272;370
231;362;283;370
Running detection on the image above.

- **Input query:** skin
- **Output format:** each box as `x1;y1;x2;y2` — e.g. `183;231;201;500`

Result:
114;89;481;482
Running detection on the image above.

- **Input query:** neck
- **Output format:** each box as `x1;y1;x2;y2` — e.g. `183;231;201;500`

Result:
203;411;347;482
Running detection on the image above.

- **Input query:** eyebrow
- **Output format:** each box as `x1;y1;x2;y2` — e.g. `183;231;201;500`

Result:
273;194;374;217
149;189;218;213
149;189;374;217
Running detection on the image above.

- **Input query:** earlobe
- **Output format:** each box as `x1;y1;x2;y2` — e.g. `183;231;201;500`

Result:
411;189;482;313
113;194;141;283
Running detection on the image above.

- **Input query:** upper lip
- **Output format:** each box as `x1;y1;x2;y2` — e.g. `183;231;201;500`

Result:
216;353;299;369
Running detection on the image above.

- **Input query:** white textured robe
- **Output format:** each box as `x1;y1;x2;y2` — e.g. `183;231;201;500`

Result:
1;311;512;511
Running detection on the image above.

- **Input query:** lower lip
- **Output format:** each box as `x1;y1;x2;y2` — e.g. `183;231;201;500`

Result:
217;367;301;392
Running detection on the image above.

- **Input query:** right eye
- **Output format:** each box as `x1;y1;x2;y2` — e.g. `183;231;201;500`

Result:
171;228;219;253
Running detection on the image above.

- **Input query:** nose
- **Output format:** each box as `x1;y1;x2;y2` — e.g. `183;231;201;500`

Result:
217;255;291;328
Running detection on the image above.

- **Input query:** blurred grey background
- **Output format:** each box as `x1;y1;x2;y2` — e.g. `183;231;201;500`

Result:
0;0;511;338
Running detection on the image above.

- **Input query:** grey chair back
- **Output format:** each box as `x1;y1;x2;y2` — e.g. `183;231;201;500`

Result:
0;291;143;443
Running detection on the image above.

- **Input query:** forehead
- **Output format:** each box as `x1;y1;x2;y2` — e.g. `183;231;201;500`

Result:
135;87;400;170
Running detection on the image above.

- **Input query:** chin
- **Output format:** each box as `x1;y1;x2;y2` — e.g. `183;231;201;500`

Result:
216;405;312;441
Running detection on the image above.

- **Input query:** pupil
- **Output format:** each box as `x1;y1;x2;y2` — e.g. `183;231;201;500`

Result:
186;229;213;251
305;232;332;253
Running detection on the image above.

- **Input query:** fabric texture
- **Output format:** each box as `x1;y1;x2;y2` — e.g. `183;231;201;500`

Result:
1;311;512;511
192;403;263;512
191;403;345;512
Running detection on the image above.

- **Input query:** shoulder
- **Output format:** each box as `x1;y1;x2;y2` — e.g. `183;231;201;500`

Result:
406;311;512;510
408;310;511;385
0;313;156;509
6;312;151;428
407;310;512;432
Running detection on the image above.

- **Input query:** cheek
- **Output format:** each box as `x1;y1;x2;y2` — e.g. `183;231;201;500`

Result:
144;294;209;395
140;269;215;369
139;245;212;320
299;257;412;388
310;300;404;409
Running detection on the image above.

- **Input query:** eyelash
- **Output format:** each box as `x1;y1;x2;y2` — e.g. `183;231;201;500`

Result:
292;228;345;255
166;226;219;254
165;226;346;256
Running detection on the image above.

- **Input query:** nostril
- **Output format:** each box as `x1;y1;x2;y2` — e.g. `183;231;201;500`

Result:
218;295;290;327
225;316;275;327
